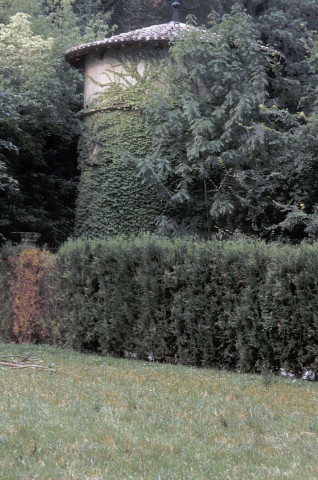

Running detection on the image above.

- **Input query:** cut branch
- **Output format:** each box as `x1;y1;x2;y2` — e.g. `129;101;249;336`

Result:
0;356;55;372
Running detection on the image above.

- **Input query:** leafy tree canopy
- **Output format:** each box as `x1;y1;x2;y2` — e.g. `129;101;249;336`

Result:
129;7;318;242
0;0;111;246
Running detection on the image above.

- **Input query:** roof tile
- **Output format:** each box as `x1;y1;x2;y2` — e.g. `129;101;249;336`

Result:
65;23;193;66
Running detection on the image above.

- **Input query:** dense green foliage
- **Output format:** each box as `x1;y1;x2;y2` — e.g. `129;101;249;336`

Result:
0;0;111;246
1;0;318;244
56;236;318;375
130;6;318;241
1;237;317;375
76;112;160;236
108;0;223;32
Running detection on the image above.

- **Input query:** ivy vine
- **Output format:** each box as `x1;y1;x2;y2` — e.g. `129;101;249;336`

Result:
75;53;165;237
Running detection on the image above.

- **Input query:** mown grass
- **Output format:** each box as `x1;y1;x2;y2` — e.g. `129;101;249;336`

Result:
0;344;317;480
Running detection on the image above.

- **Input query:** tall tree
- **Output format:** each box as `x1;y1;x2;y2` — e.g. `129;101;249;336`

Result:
0;1;111;246
131;7;318;241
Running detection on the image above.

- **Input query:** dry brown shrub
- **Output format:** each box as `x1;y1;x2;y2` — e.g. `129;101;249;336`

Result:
10;248;60;343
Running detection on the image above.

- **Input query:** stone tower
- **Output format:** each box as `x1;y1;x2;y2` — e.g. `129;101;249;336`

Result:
65;3;189;237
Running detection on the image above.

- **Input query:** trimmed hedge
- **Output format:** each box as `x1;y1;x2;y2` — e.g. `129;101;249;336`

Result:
1;237;317;375
57;236;318;375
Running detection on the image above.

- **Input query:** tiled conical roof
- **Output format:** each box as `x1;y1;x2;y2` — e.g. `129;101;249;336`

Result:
65;21;284;69
65;23;193;67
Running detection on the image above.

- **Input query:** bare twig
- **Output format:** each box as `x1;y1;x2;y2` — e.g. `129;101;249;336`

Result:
0;356;55;372
0;362;54;371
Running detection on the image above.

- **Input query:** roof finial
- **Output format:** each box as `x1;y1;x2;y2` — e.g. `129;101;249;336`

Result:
171;1;180;24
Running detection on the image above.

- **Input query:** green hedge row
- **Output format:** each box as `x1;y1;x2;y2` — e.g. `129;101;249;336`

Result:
1;236;317;374
57;236;318;375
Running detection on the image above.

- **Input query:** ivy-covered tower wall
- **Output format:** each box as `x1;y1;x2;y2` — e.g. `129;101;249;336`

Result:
67;35;174;237
76;112;160;237
77;46;166;236
65;22;189;237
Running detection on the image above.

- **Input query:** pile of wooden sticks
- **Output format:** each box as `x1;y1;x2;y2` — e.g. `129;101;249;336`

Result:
0;355;55;372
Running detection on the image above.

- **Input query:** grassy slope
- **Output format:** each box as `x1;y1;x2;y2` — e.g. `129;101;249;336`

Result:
0;344;317;480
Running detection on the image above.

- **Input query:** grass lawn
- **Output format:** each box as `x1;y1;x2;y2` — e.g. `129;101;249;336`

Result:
0;344;317;480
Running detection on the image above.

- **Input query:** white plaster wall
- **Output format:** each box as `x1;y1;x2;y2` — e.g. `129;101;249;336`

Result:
83;45;170;107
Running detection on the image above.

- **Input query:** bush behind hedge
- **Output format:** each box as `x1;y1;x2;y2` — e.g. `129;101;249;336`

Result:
0;244;64;344
57;236;318;375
